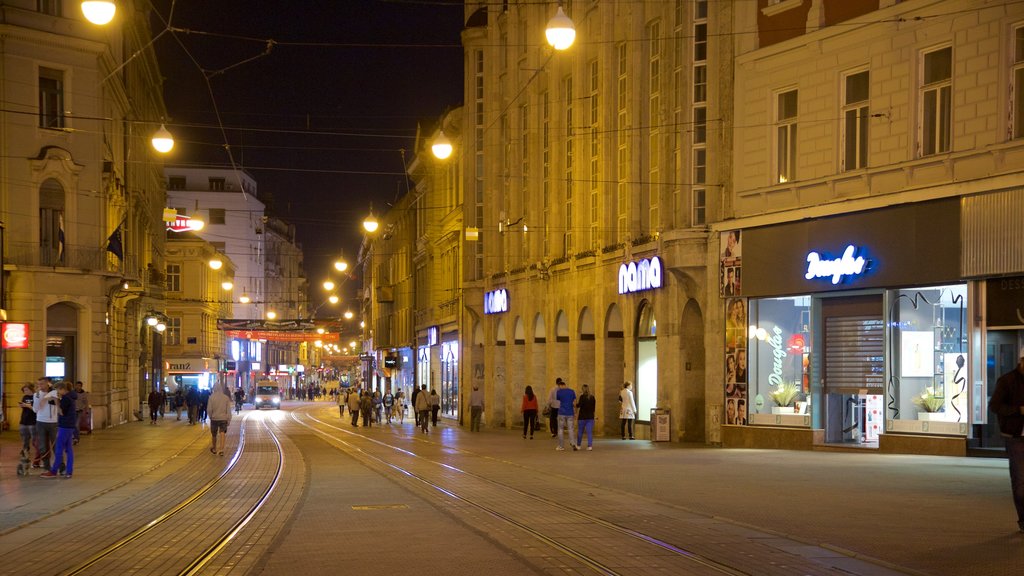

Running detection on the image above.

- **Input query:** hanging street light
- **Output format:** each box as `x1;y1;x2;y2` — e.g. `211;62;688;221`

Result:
431;131;453;160
363;211;379;233
344;310;354;320
239;294;251;304
221;281;234;291
266;311;277;320
151;124;175;153
334;259;349;272
546;6;576;51
81;1;116;25
208;258;223;270
329;295;340;304
322;280;335;291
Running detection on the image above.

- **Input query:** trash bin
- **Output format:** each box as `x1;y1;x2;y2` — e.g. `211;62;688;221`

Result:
650;408;671;442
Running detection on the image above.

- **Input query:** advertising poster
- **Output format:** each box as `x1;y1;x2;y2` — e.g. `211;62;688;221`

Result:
725;296;748;425
720;230;741;297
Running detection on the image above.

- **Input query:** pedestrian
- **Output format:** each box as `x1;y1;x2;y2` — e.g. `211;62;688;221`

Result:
186;386;200;425
147;387;163;424
554;378;578;451
173;387;185;420
41;382;77;478
234;387;245;414
337;386;346;418
619;381;637;440
33;378;58;470
990;346;1024;533
395;389;406;424
348;388;361;426
382;388;395;424
576;384;596;450
429;389;440;427
521;385;538;439
207;383;233;456
373;390;383;423
74;381;90;442
469;384;485;432
546;384;560;438
415;386;431;433
18;384;37;463
360;390;373;428
199;387;210;423
411;385;423;426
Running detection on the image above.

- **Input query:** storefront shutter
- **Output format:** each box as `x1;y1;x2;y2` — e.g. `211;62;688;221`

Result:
824;315;884;391
962;188;1024;277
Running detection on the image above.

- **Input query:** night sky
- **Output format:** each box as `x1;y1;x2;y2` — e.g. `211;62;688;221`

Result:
149;0;465;300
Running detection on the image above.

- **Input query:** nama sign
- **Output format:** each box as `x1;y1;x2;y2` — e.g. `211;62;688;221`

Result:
619;257;663;295
484;289;508;314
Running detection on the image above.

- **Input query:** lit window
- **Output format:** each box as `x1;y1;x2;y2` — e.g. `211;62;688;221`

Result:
776;89;798;183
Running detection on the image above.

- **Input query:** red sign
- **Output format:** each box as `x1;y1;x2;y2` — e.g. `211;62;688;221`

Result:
2;323;29;349
166;215;202;233
225;330;340;343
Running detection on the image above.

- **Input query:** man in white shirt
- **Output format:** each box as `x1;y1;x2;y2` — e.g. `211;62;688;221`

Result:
33;378;59;469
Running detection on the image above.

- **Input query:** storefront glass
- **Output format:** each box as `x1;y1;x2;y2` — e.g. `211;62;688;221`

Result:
888;283;968;430
636;303;657;422
748;296;811;426
440;341;459;418
417;346;430;392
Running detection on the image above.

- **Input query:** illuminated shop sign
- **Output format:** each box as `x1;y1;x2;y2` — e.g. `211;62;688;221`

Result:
2;323;29;349
484;289;508;314
427;326;439;346
804;245;869;285
618;256;663;295
166;215;205;233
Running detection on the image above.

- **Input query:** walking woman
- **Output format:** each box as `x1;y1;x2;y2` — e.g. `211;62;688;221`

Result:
521;385;538;439
619;381;637;440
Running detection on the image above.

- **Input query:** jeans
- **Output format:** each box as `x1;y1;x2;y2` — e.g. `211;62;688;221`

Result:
1006;436;1024;528
51;427;74;475
523;409;538;437
35;421;57;467
19;424;35;454
470;406;483;431
577;419;594;448
557;414;576;449
549;409;559;436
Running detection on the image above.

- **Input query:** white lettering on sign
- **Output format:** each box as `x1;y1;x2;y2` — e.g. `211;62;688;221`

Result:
618;256;663;295
169;362;192;371
484;289;508;315
805;245;868;285
767;326;786;387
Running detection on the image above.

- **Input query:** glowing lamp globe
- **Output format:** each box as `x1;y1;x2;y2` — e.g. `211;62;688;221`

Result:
545;7;576;51
81;1;116;25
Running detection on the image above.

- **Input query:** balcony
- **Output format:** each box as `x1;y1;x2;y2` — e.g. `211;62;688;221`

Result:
8;242;119;272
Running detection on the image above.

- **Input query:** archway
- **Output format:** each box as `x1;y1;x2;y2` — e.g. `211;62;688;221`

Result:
603;304;624;434
635;300;658;424
681;299;706;441
576;306;596;412
508;315;526;426
492;316;507;426
46;302;79;381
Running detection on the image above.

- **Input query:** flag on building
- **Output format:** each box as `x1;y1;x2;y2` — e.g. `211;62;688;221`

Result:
107;218;125;260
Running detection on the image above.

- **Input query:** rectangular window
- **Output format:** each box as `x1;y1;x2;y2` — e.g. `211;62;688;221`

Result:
692;189;706;226
693;106;707;144
1013;27;1024;139
168;176;186;190
38;0;62;16
39;68;64;129
776;89;798;183
564;75;574;256
166;263;181;292
921;46;952;156
40;208;64;264
590;60;600;248
842;70;870;171
693;65;707;103
166;316;182;347
208;208;226;225
209;178;226;191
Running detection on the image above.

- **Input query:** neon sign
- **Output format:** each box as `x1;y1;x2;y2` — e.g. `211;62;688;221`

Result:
2;323;29;349
618;256;663;295
805;245;868;285
166;215;205;233
484;289;508;314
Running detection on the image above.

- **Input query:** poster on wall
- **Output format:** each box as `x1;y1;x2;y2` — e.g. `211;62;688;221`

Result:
720;230;742;297
725;296;748;425
900;331;934;378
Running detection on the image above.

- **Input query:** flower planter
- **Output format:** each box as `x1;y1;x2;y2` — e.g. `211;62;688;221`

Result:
917;411;946;421
771;406;796;415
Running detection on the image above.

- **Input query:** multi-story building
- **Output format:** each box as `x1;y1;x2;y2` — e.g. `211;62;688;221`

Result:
0;1;168;427
263;215;307;387
720;0;1024;456
455;1;723;440
162;234;235;392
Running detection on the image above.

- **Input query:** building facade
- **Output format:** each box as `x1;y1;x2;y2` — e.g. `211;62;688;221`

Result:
719;0;1024;455
0;1;168;428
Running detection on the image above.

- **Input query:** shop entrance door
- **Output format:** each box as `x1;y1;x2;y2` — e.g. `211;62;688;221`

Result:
974;330;1023;450
821;295;885;447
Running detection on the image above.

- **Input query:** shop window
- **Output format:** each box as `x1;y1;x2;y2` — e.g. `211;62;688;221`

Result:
636;302;658;421
888;284;968;429
748;296;810;425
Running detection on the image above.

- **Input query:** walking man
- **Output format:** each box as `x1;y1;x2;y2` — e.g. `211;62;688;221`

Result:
990;346;1024;533
469;385;484;432
348;387;361;426
554;378;577;451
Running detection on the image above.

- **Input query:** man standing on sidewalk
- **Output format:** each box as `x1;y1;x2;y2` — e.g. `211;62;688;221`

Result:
990;346;1024;533
554;378;578;451
469;385;484;432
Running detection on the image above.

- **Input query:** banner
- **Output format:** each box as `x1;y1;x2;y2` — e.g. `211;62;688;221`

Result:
217;319;316;331
224;330;340;342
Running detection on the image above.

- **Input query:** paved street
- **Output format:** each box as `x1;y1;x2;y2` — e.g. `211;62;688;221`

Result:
0;402;1020;576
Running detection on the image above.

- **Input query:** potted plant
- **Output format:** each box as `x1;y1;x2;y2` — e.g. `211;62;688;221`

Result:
913;387;945;421
769;382;801;414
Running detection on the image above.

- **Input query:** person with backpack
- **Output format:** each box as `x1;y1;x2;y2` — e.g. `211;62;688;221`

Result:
382;389;395;424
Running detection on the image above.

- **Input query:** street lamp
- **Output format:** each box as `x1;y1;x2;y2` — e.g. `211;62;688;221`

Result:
151;124;175;153
239;293;250;304
221;281;234;291
81;1;116;25
432;131;453;160
546;6;576;51
329;295;340;305
323;280;335;291
266;311;277;320
208;258;223;270
344;310;354;320
363;211;379;234
334;259;349;272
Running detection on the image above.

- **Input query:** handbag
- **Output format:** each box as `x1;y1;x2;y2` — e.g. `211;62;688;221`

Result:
542;406;551;416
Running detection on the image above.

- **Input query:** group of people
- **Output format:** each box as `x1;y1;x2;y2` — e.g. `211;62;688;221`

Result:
148;385;219;425
518;379;637;451
338;387;412;428
18;377;91;479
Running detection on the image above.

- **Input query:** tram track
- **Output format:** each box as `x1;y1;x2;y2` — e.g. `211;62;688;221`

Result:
292;407;748;576
59;414;285;576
